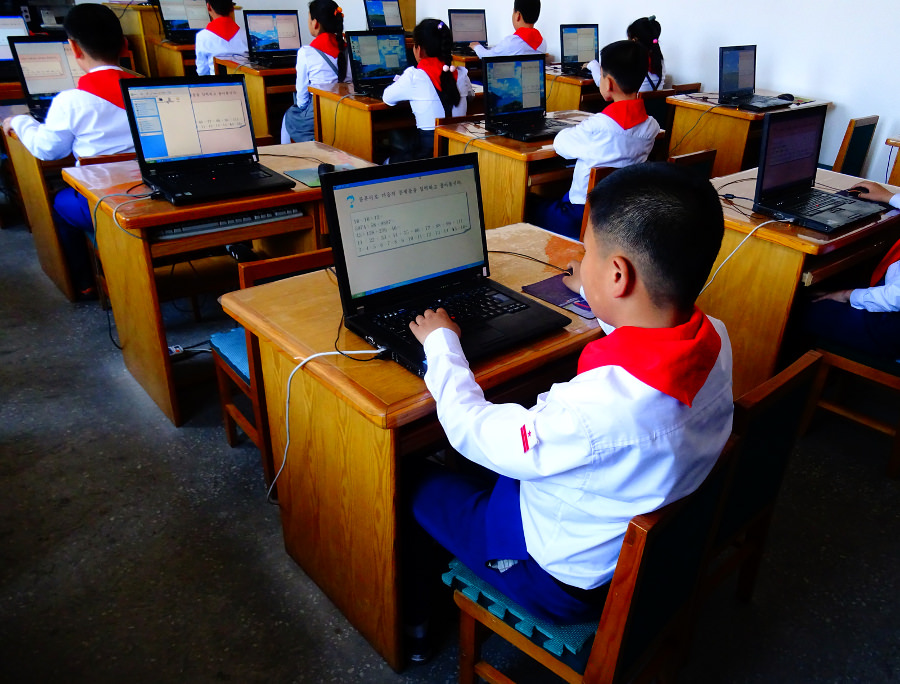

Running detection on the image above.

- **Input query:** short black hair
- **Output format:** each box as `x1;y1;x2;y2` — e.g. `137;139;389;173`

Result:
587;163;724;312
514;0;540;25
206;0;234;17
599;39;648;95
63;3;123;64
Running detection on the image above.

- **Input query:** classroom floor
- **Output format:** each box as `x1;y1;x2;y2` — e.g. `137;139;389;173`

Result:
2;216;899;684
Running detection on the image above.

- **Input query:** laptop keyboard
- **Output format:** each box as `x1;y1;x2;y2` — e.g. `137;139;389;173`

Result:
161;166;273;190
779;190;848;214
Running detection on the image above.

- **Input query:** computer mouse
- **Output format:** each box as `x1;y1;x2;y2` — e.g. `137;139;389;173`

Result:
317;162;335;178
776;93;794;101
846;186;864;198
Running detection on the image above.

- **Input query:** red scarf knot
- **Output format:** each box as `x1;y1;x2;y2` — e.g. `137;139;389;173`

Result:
310;32;340;58
417;56;457;93
206;16;240;41
514;27;543;50
601;98;649;130
77;68;140;109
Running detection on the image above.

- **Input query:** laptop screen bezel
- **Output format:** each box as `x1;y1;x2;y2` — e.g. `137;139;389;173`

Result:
754;105;828;203
346;29;409;90
718;45;756;102
483;53;548;126
243;10;302;62
559;24;599;67
320;153;489;316
8;35;83;105
448;9;487;48
363;0;404;30
0;16;29;80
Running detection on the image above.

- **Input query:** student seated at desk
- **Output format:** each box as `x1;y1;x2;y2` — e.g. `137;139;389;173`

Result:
526;40;660;240
471;0;546;58
194;0;248;76
1;3;139;298
586;16;666;93
801;181;900;358
405;163;732;658
281;0;351;144
381;19;472;163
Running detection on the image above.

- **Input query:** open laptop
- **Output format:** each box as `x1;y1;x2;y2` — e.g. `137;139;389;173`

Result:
320;154;570;377
244;10;301;68
157;0;208;45
9;36;87;122
483;54;573;142
346;29;408;99
120;75;294;205
559;24;598;76
0;16;30;82
448;9;487;55
753;106;883;233
718;45;791;112
364;0;404;30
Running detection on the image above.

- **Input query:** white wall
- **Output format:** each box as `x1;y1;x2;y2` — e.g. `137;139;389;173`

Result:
414;0;900;181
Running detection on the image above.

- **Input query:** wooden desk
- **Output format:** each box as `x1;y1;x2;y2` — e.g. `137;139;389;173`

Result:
667;93;829;177
434;111;588;229
219;223;601;670
151;38;196;78
215;58;295;144
699;168;900;396
0;81;24;102
545;65;603;113
61;142;372;425
106;2;163;76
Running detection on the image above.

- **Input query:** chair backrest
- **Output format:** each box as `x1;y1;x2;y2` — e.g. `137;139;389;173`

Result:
637;88;675;129
672;82;701;95
79;152;138;166
668;148;718;179
238;247;333;289
832;115;879;176
584;436;739;683
887;137;900;186
579;166;616;241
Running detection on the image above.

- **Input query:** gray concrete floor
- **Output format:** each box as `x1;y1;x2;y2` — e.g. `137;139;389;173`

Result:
2;219;899;683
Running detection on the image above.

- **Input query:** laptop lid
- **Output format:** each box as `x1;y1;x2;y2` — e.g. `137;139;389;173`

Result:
755;105;827;203
448;9;487;48
718;45;756;103
364;0;403;30
321;153;489;316
346;29;409;92
120;75;259;177
559;24;598;69
483;54;547;128
243;10;301;63
157;0;208;43
9;36;87;110
0;16;29;81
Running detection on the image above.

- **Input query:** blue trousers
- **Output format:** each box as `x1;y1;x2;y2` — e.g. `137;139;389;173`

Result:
525;192;586;240
53;187;94;292
800;297;900;358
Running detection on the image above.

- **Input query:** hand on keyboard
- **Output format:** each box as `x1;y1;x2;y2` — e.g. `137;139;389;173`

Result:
408;308;461;345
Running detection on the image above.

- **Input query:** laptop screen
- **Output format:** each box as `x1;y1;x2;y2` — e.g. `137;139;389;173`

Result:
718;45;756;101
757;106;826;197
347;30;408;86
484;54;546;120
448;9;487;46
123;79;256;165
244;11;301;58
560;24;598;66
9;37;86;103
0;16;28;62
364;0;403;29
328;158;486;300
158;0;208;37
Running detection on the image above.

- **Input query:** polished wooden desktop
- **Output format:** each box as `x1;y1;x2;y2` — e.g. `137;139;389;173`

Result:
215;58;296;144
219;222;601;670
151;37;196;78
434;110;588;229
699;168;900;397
61;142;372;425
667;92;830;177
545;64;603;113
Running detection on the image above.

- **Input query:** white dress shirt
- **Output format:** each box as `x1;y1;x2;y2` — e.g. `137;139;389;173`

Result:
294;45;351;109
473;33;547;58
194;25;248;76
381;66;473;130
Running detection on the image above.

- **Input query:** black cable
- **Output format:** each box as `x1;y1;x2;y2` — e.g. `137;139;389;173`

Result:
106;307;122;350
333;316;387;361
258;153;327;164
487;249;569;272
331;94;352;146
668;105;723;156
714;176;756;193
886;146;897;184
719;193;754;202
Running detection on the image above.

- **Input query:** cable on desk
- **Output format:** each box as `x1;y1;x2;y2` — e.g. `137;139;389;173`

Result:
488;249;569;272
887;146;897;185
546;73;560;105
668;104;723;156
330;94;353;146
259;153;328;164
699;218;788;295
463;133;500;154
714;176;756;193
91;190;155;243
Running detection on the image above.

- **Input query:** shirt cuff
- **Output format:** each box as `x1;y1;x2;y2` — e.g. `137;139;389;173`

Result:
422;326;464;358
848;289;866;309
890;194;900;210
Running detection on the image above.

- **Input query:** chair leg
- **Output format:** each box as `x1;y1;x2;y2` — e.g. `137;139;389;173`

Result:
798;361;831;436
888;426;900;479
735;517;773;602
213;361;239;447
459;607;491;684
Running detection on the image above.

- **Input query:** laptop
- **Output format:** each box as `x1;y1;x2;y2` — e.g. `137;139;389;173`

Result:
320;154;571;377
752;106;884;233
363;0;404;30
9;36;87;122
448;9;487;55
120;75;294;206
559;24;598;76
483;54;573;142
157;0;208;45
244;10;301;68
0;16;29;82
346;29;409;99
718;45;791;112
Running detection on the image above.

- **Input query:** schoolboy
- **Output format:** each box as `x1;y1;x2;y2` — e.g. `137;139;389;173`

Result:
194;0;247;76
408;163;733;627
1;3;139;297
526;40;660;240
470;0;546;57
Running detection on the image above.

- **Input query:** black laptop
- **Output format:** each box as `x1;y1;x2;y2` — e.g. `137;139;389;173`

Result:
363;0;404;30
753;106;884;233
0;15;30;82
559;24;598;76
9;35;86;122
448;9;487;55
483;54;573;142
320;154;571;377
346;29;408;99
244;10;301;68
120;75;293;206
718;45;791;112
156;0;208;45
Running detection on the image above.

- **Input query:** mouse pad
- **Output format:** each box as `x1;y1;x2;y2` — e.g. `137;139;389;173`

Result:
522;273;595;319
284;164;356;187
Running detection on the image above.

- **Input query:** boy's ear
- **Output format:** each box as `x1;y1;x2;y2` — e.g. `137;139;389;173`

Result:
68;39;84;60
609;254;636;299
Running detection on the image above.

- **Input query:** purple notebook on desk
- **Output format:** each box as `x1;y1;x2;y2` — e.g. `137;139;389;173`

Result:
522;274;595;319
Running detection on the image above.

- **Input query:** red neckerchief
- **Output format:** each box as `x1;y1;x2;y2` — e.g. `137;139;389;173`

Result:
77;68;140;109
310;32;339;58
577;308;722;407
601;98;649;130
417;56;457;92
870;237;900;286
206;16;240;41
514;27;543;50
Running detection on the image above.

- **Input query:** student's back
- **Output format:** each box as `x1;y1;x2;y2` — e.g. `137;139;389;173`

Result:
194;0;248;76
471;0;546;58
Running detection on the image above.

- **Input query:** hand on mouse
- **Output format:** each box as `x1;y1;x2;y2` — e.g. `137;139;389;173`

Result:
409;308;461;345
812;289;853;304
849;181;895;204
562;260;583;294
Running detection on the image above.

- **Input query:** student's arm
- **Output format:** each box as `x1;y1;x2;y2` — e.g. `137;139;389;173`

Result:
552;114;604;161
194;31;212;76
380;67;416;107
473;34;515;58
294;49;312;108
849;264;900;312
586;60;601;87
9;96;76;161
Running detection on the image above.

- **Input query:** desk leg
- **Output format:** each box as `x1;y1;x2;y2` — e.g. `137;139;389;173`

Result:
262;340;402;670
315;98;376;162
669;107;753;177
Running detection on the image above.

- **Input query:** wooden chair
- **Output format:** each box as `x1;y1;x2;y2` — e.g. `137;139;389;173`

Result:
211;248;334;490
818;115;879;177
447;436;739;684
672;82;701;95
579;166;616;241
886;137;900;186
801;347;900;478
704;351;824;601
668;149;718;179
637;88;675;131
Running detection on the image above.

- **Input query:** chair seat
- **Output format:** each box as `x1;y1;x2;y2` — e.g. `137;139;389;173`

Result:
210;327;250;384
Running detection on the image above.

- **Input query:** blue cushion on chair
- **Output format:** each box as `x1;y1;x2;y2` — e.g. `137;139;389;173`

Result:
210;327;250;384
